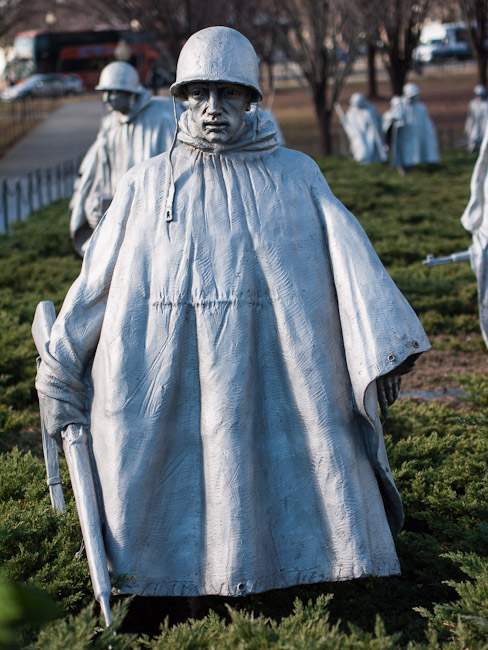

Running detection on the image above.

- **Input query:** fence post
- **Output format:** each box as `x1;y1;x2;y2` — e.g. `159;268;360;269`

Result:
15;179;21;221
56;163;62;198
46;168;52;204
27;172;33;215
35;168;43;208
2;179;8;233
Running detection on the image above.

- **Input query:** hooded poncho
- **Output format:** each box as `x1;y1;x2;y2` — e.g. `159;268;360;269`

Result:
343;100;386;164
382;97;440;168
37;110;430;597
465;96;488;153
461;127;488;346
69;89;182;254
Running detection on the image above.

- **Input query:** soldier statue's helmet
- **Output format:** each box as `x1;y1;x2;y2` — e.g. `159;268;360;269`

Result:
95;62;144;94
403;82;420;99
474;84;487;97
170;26;263;102
350;92;366;108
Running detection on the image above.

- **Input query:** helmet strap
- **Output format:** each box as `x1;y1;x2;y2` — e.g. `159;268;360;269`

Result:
253;99;260;142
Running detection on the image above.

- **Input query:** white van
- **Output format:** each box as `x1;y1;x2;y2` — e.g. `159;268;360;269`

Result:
413;22;472;63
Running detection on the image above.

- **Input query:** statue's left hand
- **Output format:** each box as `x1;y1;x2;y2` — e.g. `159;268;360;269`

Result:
376;352;421;419
377;374;402;420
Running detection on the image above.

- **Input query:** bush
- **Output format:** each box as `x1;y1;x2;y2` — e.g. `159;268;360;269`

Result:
1;157;487;647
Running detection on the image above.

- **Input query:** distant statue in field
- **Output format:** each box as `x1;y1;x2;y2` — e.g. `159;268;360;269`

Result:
36;27;430;617
382;83;440;173
335;93;387;164
423;114;488;347
460;126;488;346
70;61;182;255
464;85;488;153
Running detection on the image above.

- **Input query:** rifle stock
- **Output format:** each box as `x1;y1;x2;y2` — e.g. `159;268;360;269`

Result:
32;301;112;626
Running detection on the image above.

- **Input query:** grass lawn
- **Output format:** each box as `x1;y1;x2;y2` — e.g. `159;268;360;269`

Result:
0;151;487;648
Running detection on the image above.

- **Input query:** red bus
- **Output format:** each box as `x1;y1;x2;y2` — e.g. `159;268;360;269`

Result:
59;42;159;89
7;29;165;88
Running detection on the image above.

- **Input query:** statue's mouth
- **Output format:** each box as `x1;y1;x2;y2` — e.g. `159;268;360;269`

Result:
204;121;228;130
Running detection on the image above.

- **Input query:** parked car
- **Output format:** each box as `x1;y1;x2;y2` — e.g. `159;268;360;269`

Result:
413;22;472;64
1;73;85;101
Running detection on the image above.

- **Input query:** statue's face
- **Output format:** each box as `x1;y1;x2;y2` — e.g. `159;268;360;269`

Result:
103;90;134;115
186;82;251;144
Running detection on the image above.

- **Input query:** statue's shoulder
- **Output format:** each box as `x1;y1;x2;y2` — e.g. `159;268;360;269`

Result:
124;151;172;185
271;146;324;182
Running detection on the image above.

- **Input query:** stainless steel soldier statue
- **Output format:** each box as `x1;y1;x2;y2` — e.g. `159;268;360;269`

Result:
36;27;430;622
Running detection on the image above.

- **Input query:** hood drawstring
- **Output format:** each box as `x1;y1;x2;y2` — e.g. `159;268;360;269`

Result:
165;97;180;222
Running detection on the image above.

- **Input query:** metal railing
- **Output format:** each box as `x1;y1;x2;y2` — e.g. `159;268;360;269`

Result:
0;156;82;234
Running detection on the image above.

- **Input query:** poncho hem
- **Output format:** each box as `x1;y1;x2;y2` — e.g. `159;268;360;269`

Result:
113;559;401;597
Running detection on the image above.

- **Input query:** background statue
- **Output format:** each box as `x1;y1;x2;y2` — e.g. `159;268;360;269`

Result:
36;27;430;615
335;92;387;164
464;85;488;153
459;127;488;346
70;61;183;256
382;83;440;174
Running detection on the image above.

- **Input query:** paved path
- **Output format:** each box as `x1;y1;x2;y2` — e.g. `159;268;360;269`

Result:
0;98;102;178
0;98;103;232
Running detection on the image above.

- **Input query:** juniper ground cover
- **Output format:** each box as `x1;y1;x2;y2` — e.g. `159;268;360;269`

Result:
0;153;487;648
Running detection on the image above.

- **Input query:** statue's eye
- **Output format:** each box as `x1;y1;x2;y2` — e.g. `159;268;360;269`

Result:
190;88;204;99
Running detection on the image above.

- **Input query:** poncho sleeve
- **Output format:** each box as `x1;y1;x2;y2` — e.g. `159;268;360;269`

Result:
36;173;136;433
309;162;430;533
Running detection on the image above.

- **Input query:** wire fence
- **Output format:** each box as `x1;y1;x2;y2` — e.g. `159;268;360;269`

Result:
0;156;82;234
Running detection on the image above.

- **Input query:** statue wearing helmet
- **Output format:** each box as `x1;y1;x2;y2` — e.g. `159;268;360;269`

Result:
382;83;439;173
37;27;429;616
69;61;183;255
465;84;488;153
336;92;387;164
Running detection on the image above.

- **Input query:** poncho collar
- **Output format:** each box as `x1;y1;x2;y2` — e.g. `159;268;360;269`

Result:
177;108;280;154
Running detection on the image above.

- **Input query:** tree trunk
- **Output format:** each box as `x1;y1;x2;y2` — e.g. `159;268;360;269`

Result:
367;42;378;98
386;56;408;96
312;82;332;155
477;48;488;87
266;61;274;94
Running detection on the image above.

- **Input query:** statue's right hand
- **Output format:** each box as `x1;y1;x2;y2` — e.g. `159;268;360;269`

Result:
38;392;89;448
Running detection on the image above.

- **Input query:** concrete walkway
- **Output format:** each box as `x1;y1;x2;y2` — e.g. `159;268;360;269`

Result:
0;97;103;178
0;98;103;231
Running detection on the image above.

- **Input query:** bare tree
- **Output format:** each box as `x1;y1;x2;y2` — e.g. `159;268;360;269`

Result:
276;0;362;154
459;0;488;87
348;1;383;98
0;0;63;42
373;0;430;96
78;0;230;65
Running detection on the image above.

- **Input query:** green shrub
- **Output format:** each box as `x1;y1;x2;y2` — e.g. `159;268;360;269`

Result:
1;157;488;647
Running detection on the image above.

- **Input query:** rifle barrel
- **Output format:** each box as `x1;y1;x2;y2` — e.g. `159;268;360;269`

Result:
422;251;470;266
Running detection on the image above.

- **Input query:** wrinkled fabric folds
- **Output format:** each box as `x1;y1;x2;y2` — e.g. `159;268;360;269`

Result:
37;111;430;596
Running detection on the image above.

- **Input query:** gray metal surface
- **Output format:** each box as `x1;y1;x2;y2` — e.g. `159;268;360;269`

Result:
32;301;65;514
